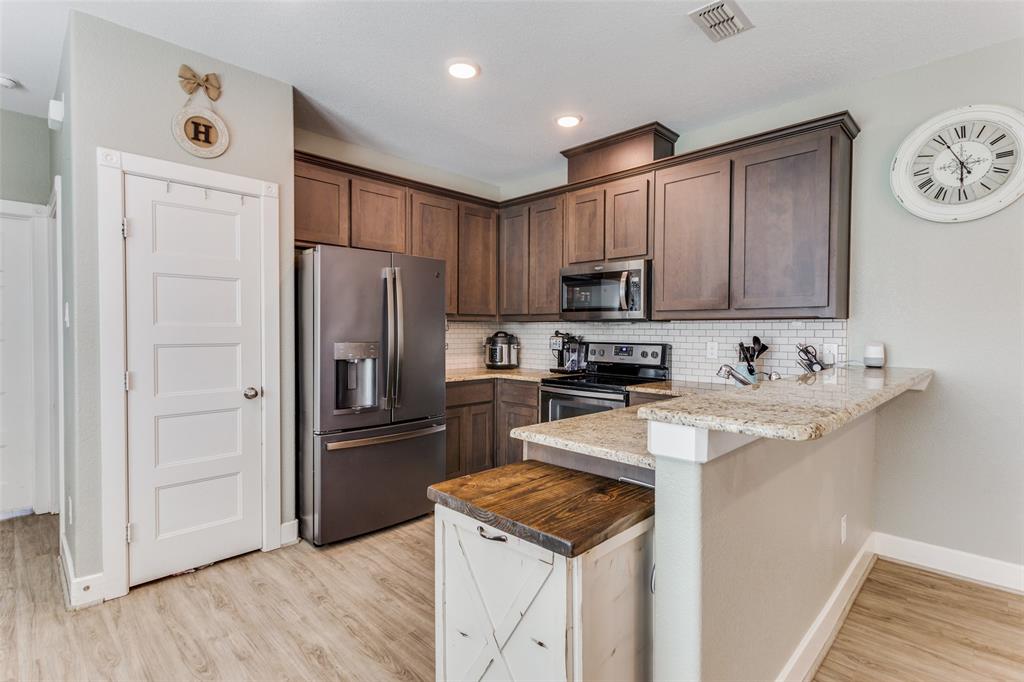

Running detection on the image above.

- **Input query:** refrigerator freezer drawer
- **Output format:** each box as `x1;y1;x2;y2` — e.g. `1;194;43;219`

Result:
305;419;446;545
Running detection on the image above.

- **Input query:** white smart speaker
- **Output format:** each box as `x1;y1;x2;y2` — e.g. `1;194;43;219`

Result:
864;341;886;368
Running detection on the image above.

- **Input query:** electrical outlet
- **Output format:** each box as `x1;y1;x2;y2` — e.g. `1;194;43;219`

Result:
823;343;838;365
840;514;847;545
705;341;718;359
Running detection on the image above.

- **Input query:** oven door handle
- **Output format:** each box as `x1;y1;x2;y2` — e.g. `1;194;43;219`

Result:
619;271;629;311
541;386;627;401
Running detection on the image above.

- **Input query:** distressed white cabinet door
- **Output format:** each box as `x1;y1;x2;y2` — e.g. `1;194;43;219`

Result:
0;211;36;515
125;175;263;585
438;508;569;681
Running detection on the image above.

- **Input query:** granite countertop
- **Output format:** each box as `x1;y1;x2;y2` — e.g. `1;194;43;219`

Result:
445;368;557;383
628;379;729;396
638;366;934;441
511;405;654;469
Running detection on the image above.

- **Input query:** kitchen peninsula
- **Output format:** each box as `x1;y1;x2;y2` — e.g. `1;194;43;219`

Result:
491;366;933;681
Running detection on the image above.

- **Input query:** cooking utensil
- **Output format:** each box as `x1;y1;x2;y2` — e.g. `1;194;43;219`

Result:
796;343;823;372
752;336;769;359
738;342;755;374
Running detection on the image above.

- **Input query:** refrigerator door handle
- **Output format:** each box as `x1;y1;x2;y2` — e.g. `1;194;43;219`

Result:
394;266;405;407
324;423;446;450
385;266;396;409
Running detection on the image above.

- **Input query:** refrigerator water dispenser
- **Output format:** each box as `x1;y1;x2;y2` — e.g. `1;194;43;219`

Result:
334;342;379;412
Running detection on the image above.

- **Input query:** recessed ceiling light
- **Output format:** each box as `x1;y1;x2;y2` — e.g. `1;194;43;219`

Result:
446;60;479;80
0;74;19;89
556;115;582;128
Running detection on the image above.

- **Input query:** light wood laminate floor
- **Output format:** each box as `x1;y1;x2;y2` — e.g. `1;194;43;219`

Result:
2;513;435;681
815;558;1024;681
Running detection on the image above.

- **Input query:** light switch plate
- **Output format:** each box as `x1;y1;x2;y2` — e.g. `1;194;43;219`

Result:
705;341;718;359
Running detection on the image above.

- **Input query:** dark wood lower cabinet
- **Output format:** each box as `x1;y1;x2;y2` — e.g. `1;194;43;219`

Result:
444;381;495;479
495;380;540;467
445;379;539;478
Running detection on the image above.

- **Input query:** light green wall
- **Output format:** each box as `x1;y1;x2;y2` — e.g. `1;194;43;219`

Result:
0;109;51;204
674;39;1024;565
62;11;296;575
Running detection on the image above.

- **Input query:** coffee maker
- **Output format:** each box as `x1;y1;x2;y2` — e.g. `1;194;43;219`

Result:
549;331;584;374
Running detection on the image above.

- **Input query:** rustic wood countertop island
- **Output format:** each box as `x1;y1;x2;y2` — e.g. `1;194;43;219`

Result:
427;460;654;557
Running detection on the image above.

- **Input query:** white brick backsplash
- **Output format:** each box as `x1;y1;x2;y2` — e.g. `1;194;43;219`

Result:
446;319;847;384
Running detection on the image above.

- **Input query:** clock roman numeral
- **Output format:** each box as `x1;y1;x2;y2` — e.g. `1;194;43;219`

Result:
913;168;930;176
957;188;966;202
933;135;948;146
918;178;934;191
995;150;1015;159
976;125;986;138
954;125;966;140
993;166;1010;174
990;133;1006;146
934;186;947;201
981;181;992;190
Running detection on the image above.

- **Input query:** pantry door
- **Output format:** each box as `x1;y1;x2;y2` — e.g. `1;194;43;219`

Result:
124;175;264;586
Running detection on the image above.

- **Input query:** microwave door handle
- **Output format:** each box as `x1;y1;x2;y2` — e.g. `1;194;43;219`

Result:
619;271;629;311
394;266;404;407
385;267;396;409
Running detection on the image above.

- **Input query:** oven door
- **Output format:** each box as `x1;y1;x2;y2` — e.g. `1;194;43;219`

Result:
540;386;626;422
560;259;648;321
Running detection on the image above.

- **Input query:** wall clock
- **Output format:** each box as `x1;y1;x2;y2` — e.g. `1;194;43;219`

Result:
890;104;1024;222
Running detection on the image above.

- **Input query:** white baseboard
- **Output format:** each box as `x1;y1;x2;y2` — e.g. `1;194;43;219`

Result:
1;507;34;521
280;519;299;546
59;531;103;609
776;536;876;682
872;532;1024;593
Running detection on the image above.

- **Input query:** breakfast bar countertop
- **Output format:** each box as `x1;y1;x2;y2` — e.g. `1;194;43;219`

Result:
510;405;654;469
638;366;934;441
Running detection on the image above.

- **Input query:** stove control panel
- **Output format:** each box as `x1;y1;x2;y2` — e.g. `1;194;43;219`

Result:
586;342;669;367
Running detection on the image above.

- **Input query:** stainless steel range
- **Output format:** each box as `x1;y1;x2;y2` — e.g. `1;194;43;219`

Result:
540;342;670;422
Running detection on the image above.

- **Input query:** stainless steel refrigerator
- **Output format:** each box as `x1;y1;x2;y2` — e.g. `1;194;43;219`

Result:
297;245;446;545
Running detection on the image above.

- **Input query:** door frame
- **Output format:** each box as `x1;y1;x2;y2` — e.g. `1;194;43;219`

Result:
96;147;281;601
0;198;52;516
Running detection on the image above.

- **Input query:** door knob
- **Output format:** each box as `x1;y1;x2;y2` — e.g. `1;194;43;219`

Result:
243;387;259;399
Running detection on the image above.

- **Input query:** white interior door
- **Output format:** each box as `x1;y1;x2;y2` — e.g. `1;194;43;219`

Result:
0;209;37;517
125;175;263;586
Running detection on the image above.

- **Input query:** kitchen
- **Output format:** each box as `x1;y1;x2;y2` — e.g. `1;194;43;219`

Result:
1;2;1022;681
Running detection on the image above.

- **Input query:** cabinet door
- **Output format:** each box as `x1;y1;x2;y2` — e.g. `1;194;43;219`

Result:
565;188;605;264
350;177;408;253
653;158;732;314
444;406;465;479
458;204;497;316
731;131;832;310
605;173;652;260
496;403;538;467
528;196;564;316
499;205;530;316
410;192;459;314
464;403;494;473
294;161;349;246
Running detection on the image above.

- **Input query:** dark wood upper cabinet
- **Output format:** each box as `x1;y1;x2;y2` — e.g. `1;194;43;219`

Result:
528;196;564;316
653;158;732;316
731;130;834;311
457;203;497;316
294;161;350;246
605;173;653;261
410;191;459;314
565;188;605;264
499;205;530;316
350;177;408;253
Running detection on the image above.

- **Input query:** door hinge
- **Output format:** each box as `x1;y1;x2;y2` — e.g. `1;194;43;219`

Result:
121;217;128;239
123;371;131;391
126;523;133;544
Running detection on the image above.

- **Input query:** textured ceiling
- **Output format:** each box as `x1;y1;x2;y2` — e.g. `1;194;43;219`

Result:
2;1;1023;187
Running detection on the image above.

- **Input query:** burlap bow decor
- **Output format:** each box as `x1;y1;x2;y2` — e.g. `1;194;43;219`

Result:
178;64;222;102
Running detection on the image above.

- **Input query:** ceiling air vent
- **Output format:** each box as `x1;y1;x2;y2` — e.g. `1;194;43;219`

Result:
688;0;754;42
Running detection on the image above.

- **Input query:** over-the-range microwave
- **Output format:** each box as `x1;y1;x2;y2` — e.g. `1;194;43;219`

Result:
560;259;649;321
